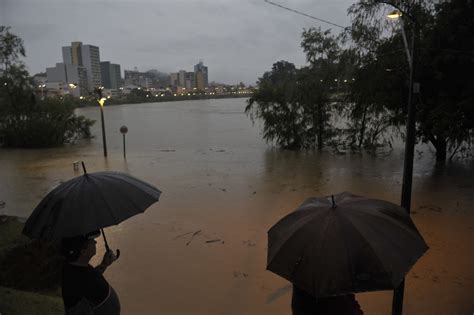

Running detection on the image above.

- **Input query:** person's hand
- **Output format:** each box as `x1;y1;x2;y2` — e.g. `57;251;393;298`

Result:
101;249;117;267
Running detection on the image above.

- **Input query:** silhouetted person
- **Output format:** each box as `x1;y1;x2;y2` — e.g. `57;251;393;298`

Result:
292;285;364;315
60;231;120;315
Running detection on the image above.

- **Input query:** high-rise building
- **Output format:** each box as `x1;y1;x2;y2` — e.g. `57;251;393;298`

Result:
62;41;102;91
46;63;86;96
71;42;83;65
170;70;196;89
65;64;88;95
46;63;67;83
62;47;72;65
194;61;208;89
178;70;186;87
100;62;121;90
124;69;152;88
170;73;179;87
184;72;195;89
81;45;102;89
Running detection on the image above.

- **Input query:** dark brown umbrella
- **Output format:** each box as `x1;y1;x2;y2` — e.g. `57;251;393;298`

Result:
267;192;428;298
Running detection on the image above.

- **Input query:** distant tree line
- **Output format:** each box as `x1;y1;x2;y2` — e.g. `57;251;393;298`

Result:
246;0;474;162
0;26;94;148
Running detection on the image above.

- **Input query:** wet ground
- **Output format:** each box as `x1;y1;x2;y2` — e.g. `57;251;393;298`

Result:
0;99;472;314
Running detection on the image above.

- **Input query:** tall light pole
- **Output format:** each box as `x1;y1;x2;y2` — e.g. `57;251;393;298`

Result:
379;2;418;315
95;87;108;157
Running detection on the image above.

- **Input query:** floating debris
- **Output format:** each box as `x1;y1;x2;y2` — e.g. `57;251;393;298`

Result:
242;240;256;247
186;230;202;246
233;271;249;278
173;231;194;240
205;239;222;244
419;205;442;212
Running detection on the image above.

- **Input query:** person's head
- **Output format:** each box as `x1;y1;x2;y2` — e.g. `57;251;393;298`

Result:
60;230;100;263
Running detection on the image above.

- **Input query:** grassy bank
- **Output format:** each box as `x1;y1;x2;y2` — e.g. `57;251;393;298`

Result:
0;286;63;315
0;215;64;315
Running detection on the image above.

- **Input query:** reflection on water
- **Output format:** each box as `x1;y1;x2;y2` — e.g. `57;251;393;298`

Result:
0;98;472;314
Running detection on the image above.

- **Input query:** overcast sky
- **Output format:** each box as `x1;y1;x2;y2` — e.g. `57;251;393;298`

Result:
1;0;355;84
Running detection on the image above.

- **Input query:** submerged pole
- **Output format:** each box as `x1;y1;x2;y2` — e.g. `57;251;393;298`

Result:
120;125;128;159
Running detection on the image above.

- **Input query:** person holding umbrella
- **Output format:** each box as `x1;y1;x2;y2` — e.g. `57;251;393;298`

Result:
267;192;428;315
60;230;119;314
291;285;363;315
22;162;162;315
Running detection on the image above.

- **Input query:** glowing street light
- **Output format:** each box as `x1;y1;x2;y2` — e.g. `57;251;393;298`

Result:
95;87;108;157
98;97;106;107
38;84;46;100
387;10;402;19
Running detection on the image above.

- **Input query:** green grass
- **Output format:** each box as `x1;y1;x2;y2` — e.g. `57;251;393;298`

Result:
0;286;63;315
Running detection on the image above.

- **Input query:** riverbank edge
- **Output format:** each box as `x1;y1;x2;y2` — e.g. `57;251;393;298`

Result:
74;94;251;108
0;215;64;315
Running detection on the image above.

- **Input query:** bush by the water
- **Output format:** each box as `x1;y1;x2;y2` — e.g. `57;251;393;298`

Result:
0;97;95;148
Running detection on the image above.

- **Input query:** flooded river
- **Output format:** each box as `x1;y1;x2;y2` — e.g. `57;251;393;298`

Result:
0;98;472;314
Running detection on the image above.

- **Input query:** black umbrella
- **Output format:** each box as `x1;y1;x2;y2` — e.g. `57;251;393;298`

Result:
23;162;161;256
267;192;428;298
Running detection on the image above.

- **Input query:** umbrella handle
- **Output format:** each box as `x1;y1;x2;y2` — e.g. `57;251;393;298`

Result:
101;229;110;251
101;229;120;260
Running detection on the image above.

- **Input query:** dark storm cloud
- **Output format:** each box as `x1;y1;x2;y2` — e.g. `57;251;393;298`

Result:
2;0;354;84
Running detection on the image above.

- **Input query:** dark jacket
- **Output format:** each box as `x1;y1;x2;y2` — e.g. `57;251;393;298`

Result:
291;285;364;315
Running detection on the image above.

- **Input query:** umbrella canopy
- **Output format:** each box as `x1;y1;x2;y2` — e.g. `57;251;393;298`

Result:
23;170;161;240
267;192;428;298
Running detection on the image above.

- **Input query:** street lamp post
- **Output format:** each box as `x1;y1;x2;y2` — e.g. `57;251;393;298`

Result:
95;87;108;157
378;2;418;315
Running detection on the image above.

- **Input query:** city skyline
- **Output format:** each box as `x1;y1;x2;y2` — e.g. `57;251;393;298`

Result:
42;39;221;97
2;0;353;85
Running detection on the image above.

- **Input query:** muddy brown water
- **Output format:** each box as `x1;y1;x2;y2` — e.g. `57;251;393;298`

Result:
0;98;472;314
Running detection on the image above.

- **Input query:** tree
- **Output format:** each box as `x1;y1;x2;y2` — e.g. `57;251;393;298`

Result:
345;36;406;149
299;28;344;150
245;61;304;149
0;26;94;147
246;28;345;151
415;0;474;161
347;0;474;161
0;26;25;71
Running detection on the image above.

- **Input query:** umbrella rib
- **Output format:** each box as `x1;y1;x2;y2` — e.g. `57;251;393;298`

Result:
350;209;425;245
337;214;391;285
348;204;424;241
88;176;120;226
267;208;329;267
